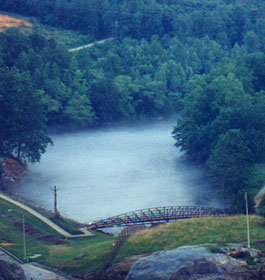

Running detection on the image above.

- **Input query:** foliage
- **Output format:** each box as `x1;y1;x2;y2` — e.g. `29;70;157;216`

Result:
0;67;52;162
0;0;264;208
257;196;265;217
1;0;265;47
172;52;265;211
207;129;255;212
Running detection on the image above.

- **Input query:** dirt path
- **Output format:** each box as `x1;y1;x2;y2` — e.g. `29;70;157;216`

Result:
0;192;94;238
68;38;113;52
254;185;265;208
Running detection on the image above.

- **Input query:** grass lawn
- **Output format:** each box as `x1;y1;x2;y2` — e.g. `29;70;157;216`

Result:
0;197;115;274
116;215;265;260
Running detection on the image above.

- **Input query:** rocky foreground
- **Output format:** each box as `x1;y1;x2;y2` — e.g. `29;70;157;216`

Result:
0;260;25;280
101;245;265;280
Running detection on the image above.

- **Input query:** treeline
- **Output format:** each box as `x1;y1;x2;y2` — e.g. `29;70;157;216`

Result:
0;28;188;162
172;48;265;212
1;0;265;46
0;0;265;212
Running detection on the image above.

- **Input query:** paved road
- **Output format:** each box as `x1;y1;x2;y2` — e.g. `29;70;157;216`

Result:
0;192;94;237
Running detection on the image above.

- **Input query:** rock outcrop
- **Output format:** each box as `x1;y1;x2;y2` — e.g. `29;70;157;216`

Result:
126;246;265;280
0;157;26;190
0;259;25;280
104;254;149;280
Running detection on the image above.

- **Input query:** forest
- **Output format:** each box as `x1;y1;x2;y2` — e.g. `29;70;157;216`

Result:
0;0;265;212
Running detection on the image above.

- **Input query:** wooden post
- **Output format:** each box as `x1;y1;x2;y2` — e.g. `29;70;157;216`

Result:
51;185;58;217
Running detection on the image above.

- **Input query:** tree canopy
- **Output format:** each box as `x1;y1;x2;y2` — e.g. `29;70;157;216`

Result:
0;68;52;162
0;0;264;210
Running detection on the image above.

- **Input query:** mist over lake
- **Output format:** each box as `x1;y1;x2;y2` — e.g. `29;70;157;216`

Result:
10;121;223;223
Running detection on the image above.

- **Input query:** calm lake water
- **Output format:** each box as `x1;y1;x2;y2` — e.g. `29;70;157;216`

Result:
10;121;223;223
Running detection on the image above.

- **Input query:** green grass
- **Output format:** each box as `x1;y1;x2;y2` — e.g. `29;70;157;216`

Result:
1;193;84;234
116;215;265;260
1;195;265;275
50;215;84;235
0;197;115;274
45;235;114;274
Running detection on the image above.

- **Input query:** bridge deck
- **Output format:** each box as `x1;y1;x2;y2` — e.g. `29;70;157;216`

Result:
87;205;227;229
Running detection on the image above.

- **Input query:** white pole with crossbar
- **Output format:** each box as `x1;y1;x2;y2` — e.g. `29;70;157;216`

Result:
245;192;250;248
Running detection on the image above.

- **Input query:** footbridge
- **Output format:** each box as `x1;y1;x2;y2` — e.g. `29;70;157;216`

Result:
87;205;227;229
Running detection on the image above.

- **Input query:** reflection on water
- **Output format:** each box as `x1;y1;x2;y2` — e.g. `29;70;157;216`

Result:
10;121;223;223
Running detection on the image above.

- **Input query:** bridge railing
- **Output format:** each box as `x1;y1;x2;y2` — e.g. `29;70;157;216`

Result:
87;205;227;229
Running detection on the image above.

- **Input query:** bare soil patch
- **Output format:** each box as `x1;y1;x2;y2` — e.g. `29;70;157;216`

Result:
1;213;68;245
0;14;32;32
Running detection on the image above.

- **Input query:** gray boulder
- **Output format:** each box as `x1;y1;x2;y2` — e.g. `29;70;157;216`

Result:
0;260;25;280
104;254;149;280
126;246;258;280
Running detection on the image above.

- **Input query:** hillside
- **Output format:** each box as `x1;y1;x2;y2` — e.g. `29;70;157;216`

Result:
1;193;265;278
117;216;265;260
0;5;264;278
0;12;92;47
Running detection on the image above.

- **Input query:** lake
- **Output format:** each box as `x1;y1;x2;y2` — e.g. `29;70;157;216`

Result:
10;120;223;224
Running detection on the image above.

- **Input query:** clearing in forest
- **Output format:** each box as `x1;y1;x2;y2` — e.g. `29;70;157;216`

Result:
0;14;32;32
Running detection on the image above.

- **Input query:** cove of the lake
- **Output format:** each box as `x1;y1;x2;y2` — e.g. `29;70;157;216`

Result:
10;121;224;224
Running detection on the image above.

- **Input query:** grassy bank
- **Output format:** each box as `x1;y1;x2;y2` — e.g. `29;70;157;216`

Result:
116;215;265;261
1;195;265;276
0;197;115;274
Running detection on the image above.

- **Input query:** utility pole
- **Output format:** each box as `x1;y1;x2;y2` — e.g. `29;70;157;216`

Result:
245;192;250;248
51;185;58;217
114;20;119;39
22;214;27;262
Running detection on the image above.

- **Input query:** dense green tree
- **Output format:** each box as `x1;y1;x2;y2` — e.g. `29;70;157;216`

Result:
113;75;135;118
63;93;95;127
246;52;265;92
207;129;254;212
1;0;263;44
0;68;52;162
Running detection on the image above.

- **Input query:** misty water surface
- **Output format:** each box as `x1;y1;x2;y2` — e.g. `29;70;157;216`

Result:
10;121;223;223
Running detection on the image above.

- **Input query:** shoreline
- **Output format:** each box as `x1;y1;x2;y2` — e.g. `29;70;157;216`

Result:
0;157;27;191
